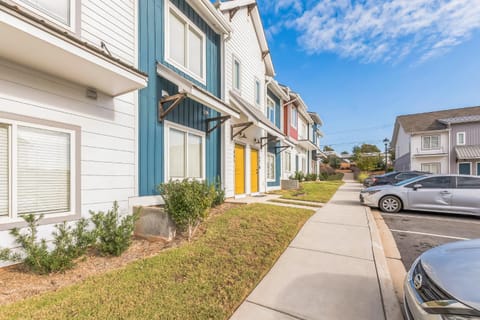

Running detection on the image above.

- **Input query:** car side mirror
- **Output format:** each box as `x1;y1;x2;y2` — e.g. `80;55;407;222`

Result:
413;184;423;190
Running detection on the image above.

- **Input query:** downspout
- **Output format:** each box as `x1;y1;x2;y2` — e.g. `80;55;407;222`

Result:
447;124;451;174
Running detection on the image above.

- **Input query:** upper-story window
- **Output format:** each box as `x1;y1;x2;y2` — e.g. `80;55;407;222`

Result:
267;97;275;123
422;135;440;150
166;4;206;83
233;57;241;91
254;79;261;105
14;0;75;30
291;107;298;129
457;132;466;145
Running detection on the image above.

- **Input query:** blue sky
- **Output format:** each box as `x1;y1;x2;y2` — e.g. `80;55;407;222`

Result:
257;0;480;153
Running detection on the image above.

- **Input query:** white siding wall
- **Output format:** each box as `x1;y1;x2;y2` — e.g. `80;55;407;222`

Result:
81;0;136;64
0;0;138;256
395;125;410;158
410;131;450;174
223;7;268;197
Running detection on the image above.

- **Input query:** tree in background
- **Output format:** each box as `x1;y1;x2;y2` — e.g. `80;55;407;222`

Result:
323;145;334;152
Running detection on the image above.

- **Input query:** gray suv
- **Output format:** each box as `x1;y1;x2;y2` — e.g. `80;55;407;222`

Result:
360;174;480;215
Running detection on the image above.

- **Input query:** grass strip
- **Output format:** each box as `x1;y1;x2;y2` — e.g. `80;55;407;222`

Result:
268;199;323;208
0;204;313;320
270;181;344;203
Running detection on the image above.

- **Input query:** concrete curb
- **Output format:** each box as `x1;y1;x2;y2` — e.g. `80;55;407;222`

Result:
365;206;405;320
371;209;407;307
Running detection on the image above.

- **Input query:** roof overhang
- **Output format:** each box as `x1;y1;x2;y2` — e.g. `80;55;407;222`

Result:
297;139;318;151
157;63;240;118
229;90;284;138
219;0;274;76
308;112;323;126
412;153;448;158
0;4;147;96
267;78;289;101
411;129;449;135
187;0;231;35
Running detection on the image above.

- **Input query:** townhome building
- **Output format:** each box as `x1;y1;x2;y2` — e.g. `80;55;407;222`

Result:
281;86;317;177
137;0;239;205
0;0;147;254
217;0;288;197
308;111;325;175
392;106;480;175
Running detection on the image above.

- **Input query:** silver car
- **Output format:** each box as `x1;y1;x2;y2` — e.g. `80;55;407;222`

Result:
360;174;480;215
404;239;480;319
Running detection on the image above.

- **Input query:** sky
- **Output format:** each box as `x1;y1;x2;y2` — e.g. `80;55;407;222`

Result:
257;0;480;154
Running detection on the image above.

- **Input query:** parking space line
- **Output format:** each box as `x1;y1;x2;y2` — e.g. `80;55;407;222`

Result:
383;213;480;225
390;229;470;241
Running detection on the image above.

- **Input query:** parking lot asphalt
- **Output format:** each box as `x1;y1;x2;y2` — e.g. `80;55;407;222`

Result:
378;210;480;270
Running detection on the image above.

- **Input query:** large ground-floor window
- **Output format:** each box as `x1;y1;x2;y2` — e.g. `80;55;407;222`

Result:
421;162;441;174
165;121;205;181
0;116;76;224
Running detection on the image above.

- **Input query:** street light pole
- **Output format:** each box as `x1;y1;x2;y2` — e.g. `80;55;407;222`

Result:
383;138;390;172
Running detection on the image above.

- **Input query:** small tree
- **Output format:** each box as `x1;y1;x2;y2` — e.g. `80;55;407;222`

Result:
158;179;215;241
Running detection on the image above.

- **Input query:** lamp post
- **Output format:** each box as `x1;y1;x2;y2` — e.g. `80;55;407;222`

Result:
383;138;390;171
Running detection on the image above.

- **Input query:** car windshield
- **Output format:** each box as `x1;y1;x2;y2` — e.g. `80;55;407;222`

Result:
394;175;425;186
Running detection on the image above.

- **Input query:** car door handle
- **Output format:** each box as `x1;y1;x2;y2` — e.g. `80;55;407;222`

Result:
440;191;451;195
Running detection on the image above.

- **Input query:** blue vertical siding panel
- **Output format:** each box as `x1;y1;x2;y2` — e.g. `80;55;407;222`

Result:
267;90;281;129
139;0;223;195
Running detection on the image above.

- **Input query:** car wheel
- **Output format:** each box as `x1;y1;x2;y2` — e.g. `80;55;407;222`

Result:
379;196;402;213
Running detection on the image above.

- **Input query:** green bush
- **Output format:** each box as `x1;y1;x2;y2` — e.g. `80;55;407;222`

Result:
319;172;344;181
90;202;139;256
211;178;225;207
305;173;318;181
158;179;215;240
357;172;370;183
0;215;95;274
289;171;305;182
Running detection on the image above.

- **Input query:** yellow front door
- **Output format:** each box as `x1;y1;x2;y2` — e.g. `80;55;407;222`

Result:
234;144;245;195
250;149;259;193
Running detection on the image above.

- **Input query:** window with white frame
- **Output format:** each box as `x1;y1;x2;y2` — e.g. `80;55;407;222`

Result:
167;124;204;180
457;132;466;145
233;57;241;91
284;151;291;172
267;153;275;181
166;4;206;81
267;97;275;124
422;135;440;150
0;120;75;221
291;107;298;128
255;79;261;105
421;162;441;174
15;0;75;30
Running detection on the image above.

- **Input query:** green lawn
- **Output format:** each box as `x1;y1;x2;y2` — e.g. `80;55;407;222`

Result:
272;180;344;203
0;204;313;320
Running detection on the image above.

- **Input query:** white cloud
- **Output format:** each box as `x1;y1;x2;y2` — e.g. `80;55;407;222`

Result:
267;0;480;63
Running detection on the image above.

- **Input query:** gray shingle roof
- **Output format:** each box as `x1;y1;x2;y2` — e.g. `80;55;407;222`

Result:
396;106;480;133
438;115;480;124
455;145;480;160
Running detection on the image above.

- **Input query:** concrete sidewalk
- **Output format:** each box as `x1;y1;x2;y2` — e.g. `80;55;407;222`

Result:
230;173;403;320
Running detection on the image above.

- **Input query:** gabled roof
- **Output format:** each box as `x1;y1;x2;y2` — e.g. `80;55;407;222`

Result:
188;0;231;35
438;115;480;125
396;106;480;133
218;0;275;76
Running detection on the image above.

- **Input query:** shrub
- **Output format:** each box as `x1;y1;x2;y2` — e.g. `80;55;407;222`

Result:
0;215;95;274
305;173;318;181
289;171;305;182
211;178;225;207
158;179;216;240
357;172;370;183
319;172;344;181
90;202;139;256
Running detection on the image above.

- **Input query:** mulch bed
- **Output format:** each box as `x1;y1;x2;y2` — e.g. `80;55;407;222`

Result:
0;202;241;306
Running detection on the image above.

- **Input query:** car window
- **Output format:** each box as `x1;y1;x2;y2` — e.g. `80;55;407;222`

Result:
408;176;453;189
395;176;425;186
456;177;480;189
